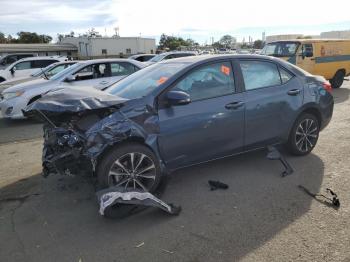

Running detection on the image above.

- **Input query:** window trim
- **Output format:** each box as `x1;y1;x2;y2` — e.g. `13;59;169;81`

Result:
158;60;237;107
238;59;287;92
278;66;294;85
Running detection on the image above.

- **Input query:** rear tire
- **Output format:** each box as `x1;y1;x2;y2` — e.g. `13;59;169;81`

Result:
330;70;345;89
0;77;5;83
287;113;320;156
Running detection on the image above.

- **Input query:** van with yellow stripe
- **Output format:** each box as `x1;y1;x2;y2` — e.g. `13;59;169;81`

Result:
261;39;350;88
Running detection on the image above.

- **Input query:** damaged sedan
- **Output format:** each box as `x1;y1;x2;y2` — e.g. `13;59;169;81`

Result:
25;55;334;195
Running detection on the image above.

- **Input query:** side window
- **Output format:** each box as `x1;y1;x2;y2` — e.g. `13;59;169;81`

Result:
73;63;107;81
279;68;293;84
240;60;281;90
14;61;31;70
110;63;137;76
164;54;175;60
47;65;66;77
173;62;235;101
32;60;56;68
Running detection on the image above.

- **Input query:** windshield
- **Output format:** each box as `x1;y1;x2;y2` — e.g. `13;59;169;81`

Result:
262;42;300;57
149;53;166;62
49;63;81;81
31;64;56;77
106;62;188;99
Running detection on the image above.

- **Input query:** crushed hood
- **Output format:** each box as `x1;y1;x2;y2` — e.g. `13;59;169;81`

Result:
24;86;128;116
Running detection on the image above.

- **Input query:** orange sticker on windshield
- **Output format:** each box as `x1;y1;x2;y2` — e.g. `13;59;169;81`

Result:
157;76;168;85
221;65;230;75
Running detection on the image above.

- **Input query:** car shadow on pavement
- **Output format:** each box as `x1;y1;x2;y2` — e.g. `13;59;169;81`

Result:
0;149;324;262
332;86;350;104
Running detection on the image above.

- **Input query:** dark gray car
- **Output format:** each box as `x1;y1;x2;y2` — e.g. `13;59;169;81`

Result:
25;54;334;195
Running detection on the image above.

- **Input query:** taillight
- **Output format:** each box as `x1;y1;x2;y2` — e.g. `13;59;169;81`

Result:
323;82;332;93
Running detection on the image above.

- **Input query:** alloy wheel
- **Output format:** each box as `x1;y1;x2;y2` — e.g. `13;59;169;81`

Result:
295;118;318;153
108;152;156;191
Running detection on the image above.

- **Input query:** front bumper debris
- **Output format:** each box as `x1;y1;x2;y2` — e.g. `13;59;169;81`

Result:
96;186;181;216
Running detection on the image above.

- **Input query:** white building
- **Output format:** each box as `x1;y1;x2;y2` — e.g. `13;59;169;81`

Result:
265;34;303;43
60;36;156;59
0;43;77;57
320;30;350;39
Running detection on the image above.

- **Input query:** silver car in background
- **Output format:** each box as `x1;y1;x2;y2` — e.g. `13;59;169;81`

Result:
0;59;145;119
0;61;76;92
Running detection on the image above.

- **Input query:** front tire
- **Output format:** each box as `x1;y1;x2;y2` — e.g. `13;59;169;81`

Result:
96;143;162;193
287;113;320;156
330;70;345;89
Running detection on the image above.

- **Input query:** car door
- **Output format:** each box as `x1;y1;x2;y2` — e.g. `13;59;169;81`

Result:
67;63;110;90
296;43;315;74
158;61;245;169
238;59;303;149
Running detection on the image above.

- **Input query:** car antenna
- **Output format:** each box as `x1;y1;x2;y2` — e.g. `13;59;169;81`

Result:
36;109;57;128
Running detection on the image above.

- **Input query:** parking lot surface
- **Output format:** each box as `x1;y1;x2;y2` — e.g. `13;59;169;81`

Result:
0;82;350;262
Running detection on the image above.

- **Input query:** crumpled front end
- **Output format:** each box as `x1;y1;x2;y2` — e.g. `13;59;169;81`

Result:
42;124;92;177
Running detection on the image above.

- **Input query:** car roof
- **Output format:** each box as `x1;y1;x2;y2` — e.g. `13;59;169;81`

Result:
160;51;197;55
268;39;350;44
74;58;146;68
160;54;305;76
16;56;63;62
160;54;276;63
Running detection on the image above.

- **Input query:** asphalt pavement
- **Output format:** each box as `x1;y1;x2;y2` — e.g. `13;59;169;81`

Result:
0;82;349;262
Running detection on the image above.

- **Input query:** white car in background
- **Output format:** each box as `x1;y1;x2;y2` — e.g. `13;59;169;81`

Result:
0;56;67;83
0;59;145;119
0;61;76;92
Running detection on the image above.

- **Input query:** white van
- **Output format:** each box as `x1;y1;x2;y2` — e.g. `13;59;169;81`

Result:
0;56;67;83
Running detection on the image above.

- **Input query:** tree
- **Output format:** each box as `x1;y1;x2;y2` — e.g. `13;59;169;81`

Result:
219;35;236;48
57;34;64;42
16;31;52;43
212;41;224;49
0;32;6;43
253;40;264;49
158;34;194;50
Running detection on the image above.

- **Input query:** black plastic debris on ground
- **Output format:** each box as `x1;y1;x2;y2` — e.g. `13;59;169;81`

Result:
96;186;181;219
267;146;294;177
208;180;229;191
298;185;340;209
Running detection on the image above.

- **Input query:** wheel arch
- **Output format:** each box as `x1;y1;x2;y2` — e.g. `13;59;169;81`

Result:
287;105;322;140
0;77;6;83
27;94;42;105
94;135;168;176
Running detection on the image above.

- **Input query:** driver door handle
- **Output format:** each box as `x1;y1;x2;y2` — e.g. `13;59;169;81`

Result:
287;89;301;96
225;101;245;110
99;80;109;85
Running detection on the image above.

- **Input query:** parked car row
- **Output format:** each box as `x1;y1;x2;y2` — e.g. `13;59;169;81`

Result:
0;56;69;83
0;58;145;119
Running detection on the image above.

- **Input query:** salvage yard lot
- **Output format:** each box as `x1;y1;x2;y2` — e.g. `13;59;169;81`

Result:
0;82;350;262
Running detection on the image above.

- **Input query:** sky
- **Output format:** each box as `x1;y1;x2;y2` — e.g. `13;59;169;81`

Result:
0;0;350;44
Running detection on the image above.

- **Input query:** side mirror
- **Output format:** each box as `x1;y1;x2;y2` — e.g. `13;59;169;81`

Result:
165;90;191;106
10;66;16;74
64;75;76;82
